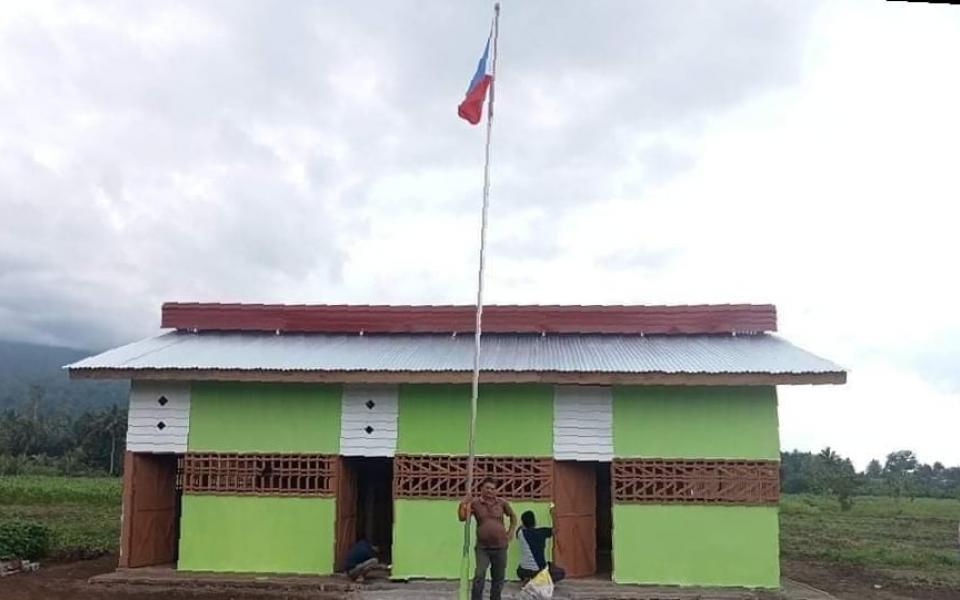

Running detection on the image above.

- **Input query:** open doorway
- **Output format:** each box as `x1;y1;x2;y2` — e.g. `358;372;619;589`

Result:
552;460;613;579
335;457;394;570
595;462;613;576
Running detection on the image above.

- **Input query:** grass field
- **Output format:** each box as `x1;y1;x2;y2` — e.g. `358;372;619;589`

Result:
0;475;121;559
1;476;959;591
781;494;960;589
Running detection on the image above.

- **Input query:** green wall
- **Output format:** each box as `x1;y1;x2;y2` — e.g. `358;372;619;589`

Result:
396;384;553;456
392;499;552;580
612;386;779;459
396;385;468;454
176;381;783;586
178;495;336;574
612;504;779;588
188;382;341;452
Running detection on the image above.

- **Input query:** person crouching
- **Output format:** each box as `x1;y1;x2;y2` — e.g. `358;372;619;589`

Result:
515;509;565;584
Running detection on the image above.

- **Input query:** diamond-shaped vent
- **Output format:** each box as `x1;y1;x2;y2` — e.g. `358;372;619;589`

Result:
365;400;376;410
156;421;166;431
157;395;168;406
364;425;374;434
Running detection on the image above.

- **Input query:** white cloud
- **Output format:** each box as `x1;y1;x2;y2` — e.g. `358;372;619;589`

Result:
1;0;958;465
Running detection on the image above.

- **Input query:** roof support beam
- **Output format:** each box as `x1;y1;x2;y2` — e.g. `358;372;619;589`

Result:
69;368;845;386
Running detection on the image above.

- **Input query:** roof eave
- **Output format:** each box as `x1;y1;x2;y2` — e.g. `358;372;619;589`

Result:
67;367;846;386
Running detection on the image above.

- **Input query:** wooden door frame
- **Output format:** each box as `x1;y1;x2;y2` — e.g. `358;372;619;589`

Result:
334;456;359;571
119;452;135;568
552;460;598;578
118;451;179;569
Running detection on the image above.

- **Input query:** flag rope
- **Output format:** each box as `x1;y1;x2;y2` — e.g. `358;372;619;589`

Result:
459;4;500;599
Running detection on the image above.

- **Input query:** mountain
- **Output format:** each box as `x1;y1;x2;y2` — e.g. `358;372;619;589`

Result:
0;339;126;414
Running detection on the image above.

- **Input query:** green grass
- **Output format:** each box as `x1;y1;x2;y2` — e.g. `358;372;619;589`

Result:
781;493;960;587
0;475;121;559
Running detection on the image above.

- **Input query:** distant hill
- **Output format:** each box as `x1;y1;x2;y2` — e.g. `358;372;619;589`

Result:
0;339;126;414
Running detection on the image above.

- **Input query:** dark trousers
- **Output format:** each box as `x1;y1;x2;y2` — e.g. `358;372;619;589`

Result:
517;562;566;584
472;546;507;600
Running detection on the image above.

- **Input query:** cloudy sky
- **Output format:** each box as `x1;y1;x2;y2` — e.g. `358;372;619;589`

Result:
1;1;958;468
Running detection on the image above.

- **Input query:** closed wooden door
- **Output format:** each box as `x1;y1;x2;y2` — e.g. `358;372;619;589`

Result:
334;457;358;571
122;452;178;568
553;461;597;578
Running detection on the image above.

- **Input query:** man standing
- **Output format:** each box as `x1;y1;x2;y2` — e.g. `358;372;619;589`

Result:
458;477;517;600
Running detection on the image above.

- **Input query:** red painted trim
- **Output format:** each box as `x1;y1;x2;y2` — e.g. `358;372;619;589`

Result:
161;303;777;335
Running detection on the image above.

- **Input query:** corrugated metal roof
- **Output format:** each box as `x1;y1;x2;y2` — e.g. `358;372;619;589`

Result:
67;331;842;375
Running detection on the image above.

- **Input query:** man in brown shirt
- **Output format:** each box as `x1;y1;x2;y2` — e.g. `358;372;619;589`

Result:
458;477;517;600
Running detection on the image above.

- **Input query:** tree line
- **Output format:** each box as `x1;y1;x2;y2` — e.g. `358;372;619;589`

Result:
0;405;126;476
781;448;960;510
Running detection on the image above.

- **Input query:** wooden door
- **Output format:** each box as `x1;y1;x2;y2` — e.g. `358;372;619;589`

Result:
553;461;597;578
121;452;178;568
334;457;358;571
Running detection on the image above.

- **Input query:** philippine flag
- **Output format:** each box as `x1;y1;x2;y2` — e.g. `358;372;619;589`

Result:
458;37;493;125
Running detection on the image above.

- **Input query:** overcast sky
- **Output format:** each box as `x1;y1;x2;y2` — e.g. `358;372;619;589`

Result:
1;1;958;468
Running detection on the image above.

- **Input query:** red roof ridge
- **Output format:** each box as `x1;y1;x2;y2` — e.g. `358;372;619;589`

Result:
161;302;777;335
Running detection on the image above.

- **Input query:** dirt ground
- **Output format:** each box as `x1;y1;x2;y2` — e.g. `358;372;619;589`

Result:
781;560;960;600
0;555;343;600
2;555;960;600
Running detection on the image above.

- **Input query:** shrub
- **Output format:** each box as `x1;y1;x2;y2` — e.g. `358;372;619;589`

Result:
0;454;25;476
0;520;52;560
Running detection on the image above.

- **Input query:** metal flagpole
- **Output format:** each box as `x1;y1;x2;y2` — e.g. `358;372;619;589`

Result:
459;4;500;599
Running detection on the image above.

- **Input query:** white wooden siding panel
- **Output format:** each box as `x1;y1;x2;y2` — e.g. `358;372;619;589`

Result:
553;438;614;448
553;409;610;420
554;442;614;452
555;422;613;431
341;429;399;438
340;385;399;457
127;432;189;445
128;408;189;419
127;425;190;436
554;428;613;437
554;419;613;429
553;411;610;420
341;425;399;434
341;415;399;426
127;381;191;453
553;385;613;461
338;440;397;450
128;416;190;428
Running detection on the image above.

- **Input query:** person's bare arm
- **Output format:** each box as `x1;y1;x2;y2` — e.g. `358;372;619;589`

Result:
504;501;518;542
458;498;472;522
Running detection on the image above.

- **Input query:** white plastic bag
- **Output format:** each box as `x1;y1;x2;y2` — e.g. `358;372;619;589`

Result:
520;567;554;599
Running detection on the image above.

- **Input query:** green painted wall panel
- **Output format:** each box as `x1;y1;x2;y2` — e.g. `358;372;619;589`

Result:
392;499;552;580
396;385;469;455
476;385;553;456
397;384;553;456
178;495;336;574
612;386;779;459
188;382;341;452
612;504;779;588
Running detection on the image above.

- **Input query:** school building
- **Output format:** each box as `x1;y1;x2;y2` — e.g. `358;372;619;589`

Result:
68;302;845;588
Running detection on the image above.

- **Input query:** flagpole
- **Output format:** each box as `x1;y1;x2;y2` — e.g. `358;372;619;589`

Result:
459;4;500;600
